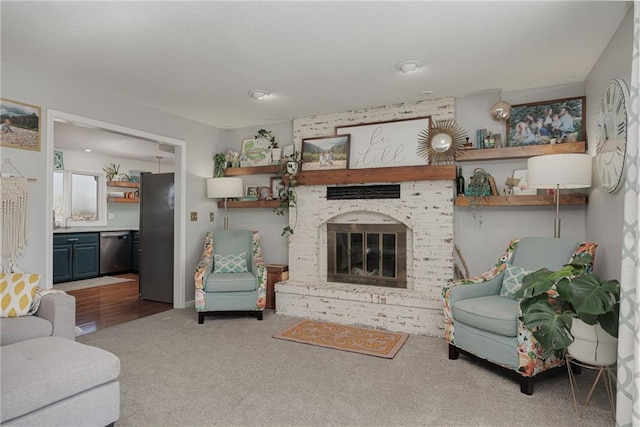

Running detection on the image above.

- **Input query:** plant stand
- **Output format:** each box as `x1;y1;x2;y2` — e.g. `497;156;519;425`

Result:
565;354;616;420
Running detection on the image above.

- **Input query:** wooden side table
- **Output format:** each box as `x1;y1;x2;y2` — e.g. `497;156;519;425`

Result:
266;264;288;309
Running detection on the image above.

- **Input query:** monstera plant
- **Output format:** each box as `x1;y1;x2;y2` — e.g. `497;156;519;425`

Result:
514;253;620;359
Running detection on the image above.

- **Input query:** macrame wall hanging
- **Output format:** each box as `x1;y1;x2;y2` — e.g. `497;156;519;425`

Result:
1;176;29;270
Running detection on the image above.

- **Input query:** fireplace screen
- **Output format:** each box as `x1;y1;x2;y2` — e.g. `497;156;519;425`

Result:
327;224;406;288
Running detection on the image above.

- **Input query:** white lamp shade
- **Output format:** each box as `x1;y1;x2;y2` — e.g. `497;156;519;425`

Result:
527;154;592;189
207;177;244;199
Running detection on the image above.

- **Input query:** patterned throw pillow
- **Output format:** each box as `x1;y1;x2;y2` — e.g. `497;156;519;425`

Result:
213;252;248;273
499;265;532;299
1;273;41;318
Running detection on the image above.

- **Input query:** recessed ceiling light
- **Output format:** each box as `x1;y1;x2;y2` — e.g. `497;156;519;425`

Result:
84;148;92;152
396;60;422;74
421;90;434;95
249;90;270;100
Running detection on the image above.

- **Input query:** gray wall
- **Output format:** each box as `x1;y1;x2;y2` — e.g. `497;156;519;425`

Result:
584;7;634;281
1;60;224;305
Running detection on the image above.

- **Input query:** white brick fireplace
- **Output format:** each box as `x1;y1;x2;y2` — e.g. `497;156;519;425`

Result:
275;98;456;336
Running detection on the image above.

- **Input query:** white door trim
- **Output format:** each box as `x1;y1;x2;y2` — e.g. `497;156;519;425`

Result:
45;110;187;308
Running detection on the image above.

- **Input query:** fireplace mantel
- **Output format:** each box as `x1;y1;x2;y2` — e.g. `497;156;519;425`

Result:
294;164;455;186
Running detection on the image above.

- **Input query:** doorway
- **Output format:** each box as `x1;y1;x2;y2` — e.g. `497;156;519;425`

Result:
45;110;187;309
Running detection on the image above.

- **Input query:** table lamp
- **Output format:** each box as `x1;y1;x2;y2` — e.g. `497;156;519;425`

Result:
207;177;244;230
527;153;592;238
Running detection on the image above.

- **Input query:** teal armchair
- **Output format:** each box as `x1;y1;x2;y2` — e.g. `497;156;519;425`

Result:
442;237;597;394
194;230;267;323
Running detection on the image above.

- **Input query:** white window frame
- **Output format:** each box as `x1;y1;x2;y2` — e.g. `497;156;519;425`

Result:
54;169;107;227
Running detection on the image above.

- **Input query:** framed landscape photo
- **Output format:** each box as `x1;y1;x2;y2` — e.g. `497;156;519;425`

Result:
300;135;350;172
0;98;41;151
241;138;271;166
506;96;585;147
336;116;430;169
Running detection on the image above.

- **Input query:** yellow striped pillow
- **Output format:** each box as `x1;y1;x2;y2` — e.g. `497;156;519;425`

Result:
0;273;41;318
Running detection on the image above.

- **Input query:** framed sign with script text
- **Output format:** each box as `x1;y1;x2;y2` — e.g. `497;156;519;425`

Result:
336;116;430;169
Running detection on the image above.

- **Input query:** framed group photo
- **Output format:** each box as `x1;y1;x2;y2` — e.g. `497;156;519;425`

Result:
506;96;585;147
0;98;42;151
300;135;350;172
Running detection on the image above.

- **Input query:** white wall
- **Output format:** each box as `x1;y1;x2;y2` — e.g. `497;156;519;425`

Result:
223;122;294;264
447;84;590;275
584;8;633;281
57;148;169;228
1;60;224;305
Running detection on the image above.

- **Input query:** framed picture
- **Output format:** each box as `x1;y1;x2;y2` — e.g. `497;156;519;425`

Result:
512;169;537;195
300;135;350;172
336;116;430;169
53;151;64;170
0;98;41;151
270;177;283;199
506;96;585;147
245;185;261;199
241;138;271;166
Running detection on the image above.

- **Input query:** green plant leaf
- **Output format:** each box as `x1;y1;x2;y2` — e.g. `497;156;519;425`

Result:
520;298;574;354
559;274;619;316
515;268;554;299
597;305;619;338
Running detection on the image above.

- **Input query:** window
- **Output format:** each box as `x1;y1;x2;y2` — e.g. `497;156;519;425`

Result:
53;170;106;227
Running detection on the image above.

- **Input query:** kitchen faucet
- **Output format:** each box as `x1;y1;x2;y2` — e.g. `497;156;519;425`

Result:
65;216;73;229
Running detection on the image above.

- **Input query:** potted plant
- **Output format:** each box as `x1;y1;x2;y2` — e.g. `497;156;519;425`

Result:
102;162;121;181
213;152;226;177
255;129;280;163
273;150;300;236
515;253;620;365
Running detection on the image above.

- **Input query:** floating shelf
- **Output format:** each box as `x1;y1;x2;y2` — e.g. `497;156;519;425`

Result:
107;181;139;188
223;165;283;176
456;141;586;162
107;197;139;204
218;199;282;209
454;194;587;207
295;165;455;186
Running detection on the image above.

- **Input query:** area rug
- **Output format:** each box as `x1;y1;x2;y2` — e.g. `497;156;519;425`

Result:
54;276;133;292
273;319;408;359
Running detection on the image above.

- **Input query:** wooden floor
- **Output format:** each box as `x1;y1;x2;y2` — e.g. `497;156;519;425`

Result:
65;273;173;335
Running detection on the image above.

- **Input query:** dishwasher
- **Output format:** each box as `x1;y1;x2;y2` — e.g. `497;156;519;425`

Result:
99;231;132;275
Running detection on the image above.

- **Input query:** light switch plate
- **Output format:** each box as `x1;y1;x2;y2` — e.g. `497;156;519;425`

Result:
108;212;115;220
209;212;215;222
190;212;197;221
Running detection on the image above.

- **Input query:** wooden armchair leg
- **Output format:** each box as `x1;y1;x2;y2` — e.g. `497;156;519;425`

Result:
448;344;460;360
256;311;263;321
520;376;534;395
198;312;205;324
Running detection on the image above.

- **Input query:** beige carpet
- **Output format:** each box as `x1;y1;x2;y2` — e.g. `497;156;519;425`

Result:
273;319;408;358
54;276;133;292
77;309;615;427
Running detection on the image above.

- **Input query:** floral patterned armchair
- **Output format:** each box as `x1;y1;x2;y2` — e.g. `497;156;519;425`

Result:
194;230;267;324
442;237;597;394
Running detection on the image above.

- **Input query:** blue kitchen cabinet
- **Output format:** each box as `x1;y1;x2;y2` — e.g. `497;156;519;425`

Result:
53;233;100;283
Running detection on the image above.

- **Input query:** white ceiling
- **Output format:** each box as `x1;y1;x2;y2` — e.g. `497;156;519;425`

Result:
1;1;631;158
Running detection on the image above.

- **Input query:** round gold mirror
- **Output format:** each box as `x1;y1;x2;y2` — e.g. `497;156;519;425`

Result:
417;119;467;164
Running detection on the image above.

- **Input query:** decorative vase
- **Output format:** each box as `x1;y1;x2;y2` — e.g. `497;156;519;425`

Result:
271;148;282;163
286;161;299;175
567;318;617;366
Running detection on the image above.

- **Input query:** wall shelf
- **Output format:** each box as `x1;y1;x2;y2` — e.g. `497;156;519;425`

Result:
456;141;586;162
454;194;587;207
218;199;281;209
107;181;139;188
107;197;139;204
223;165;283;176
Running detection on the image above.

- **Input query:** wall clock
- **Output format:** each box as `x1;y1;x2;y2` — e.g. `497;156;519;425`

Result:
595;78;629;193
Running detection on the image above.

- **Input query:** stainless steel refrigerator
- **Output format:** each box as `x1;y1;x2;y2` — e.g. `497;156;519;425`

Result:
139;172;174;304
